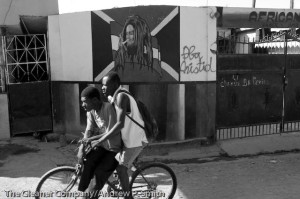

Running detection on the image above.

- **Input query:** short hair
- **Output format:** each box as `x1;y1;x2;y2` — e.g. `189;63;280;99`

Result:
105;71;120;86
81;86;100;100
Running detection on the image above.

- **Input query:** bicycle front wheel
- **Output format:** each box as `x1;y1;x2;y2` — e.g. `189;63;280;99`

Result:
130;162;177;199
35;166;81;199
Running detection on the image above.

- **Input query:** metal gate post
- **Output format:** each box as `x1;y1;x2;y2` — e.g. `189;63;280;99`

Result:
281;33;288;133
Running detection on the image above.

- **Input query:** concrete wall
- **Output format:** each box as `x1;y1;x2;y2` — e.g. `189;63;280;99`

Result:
0;0;58;25
0;0;58;34
0;94;10;139
49;6;217;142
196;83;216;139
166;85;185;141
52;82;83;137
49;12;93;81
51;82;216;141
180;7;217;81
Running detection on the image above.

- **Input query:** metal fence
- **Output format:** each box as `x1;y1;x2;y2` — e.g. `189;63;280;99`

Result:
217;31;300;55
216;30;300;140
3;34;49;84
217;121;300;140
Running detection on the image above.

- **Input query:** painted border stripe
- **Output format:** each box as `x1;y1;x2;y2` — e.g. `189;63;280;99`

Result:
111;35;119;51
94;61;114;82
161;61;179;81
93;10;115;23
151;7;179;36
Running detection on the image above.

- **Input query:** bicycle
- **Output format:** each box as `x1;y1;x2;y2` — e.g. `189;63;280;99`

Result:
35;139;177;199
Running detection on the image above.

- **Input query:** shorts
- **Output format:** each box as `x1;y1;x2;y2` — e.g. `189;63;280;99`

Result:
115;145;145;168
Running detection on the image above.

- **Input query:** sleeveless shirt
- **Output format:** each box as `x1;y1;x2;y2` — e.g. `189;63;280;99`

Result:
110;87;148;148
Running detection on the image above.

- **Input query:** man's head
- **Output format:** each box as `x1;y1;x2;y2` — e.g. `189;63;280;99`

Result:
80;86;101;112
102;71;120;98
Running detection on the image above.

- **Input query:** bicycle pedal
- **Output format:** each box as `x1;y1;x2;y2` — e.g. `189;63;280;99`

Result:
112;171;118;178
131;166;137;172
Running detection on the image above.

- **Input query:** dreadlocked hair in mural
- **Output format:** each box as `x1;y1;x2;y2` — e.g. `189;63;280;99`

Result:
115;15;153;71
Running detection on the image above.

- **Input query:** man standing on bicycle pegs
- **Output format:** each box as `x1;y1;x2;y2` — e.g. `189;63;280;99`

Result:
97;71;148;199
78;86;122;198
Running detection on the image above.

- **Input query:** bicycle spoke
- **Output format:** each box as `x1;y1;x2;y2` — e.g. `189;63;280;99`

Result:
130;164;176;199
36;167;81;199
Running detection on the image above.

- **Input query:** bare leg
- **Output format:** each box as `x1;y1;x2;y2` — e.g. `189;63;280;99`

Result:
116;165;133;199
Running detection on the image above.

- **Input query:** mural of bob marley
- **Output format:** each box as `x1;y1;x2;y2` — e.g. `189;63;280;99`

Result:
114;15;163;82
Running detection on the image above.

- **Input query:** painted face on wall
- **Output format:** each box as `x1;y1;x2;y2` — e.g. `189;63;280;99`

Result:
125;24;135;47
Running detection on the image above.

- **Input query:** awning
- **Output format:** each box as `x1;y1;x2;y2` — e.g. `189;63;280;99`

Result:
20;16;48;34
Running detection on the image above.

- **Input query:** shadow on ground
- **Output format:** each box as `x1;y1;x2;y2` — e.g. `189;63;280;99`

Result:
0;144;40;167
0;137;77;178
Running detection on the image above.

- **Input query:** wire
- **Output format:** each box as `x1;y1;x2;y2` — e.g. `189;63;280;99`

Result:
3;0;13;25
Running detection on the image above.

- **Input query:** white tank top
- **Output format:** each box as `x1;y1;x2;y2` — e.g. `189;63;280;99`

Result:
110;87;148;148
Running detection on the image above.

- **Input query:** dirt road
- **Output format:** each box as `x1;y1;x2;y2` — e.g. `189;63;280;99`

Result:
1;137;300;199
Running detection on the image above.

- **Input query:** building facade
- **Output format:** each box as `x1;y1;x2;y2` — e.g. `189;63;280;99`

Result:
2;4;300;142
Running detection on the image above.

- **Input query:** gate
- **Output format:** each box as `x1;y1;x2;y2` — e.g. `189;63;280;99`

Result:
216;31;300;140
3;34;52;136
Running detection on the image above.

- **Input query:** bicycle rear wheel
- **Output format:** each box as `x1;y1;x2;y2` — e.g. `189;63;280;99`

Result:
35;166;82;199
130;162;177;199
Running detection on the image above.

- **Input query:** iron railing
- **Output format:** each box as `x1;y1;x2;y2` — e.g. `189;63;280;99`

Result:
4;34;49;84
217;31;300;55
217;121;300;140
216;30;300;140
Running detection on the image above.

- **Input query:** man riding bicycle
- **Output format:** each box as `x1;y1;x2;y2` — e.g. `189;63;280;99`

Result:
78;86;122;198
96;71;148;199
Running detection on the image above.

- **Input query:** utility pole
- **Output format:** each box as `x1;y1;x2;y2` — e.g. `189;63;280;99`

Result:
252;0;256;8
291;0;294;9
290;0;295;35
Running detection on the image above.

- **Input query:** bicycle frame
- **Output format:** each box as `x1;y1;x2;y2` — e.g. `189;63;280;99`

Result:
63;140;165;195
130;162;157;191
62;141;123;193
36;139;176;199
62;164;82;192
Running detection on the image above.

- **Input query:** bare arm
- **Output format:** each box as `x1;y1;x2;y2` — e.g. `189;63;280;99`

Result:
78;113;96;155
82;131;105;142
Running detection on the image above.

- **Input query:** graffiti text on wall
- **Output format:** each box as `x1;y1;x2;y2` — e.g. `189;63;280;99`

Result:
180;45;215;74
220;75;269;88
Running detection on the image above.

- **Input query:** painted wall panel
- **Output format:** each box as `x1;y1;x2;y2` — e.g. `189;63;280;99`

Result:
91;12;113;80
49;15;64;81
93;6;180;83
59;12;93;81
49;6;218;83
180;7;217;81
49;6;217;142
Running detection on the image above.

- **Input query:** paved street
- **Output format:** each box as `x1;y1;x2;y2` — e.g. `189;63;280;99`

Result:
173;152;300;199
1;137;300;199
